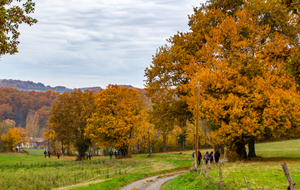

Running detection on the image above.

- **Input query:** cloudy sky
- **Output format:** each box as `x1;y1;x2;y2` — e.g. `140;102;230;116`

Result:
0;0;206;89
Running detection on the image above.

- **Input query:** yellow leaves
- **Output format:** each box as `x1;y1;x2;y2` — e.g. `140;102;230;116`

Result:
1;128;22;150
184;7;300;149
85;85;147;151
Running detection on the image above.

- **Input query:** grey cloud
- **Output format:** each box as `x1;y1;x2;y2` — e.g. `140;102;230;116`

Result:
1;0;206;88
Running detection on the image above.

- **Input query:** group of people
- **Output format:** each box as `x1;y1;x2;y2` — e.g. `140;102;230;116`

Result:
86;152;92;160
44;150;62;159
193;150;221;165
109;149;122;159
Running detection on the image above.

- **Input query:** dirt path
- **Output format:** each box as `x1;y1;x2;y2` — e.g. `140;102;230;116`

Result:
120;159;227;190
120;171;186;190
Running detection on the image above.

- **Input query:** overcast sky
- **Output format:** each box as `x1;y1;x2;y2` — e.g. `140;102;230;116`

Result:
0;0;207;89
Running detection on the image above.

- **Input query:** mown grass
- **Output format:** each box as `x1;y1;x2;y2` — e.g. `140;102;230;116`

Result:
0;149;193;190
162;139;300;190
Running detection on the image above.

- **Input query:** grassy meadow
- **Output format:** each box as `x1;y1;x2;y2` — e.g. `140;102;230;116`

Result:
1;140;299;190
0;149;193;190
162;139;300;190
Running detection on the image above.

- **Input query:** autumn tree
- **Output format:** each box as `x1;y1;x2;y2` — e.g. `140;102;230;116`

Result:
0;119;15;135
85;85;147;158
145;0;299;159
48;89;95;160
0;119;15;150
43;129;57;152
16;126;28;146
185;10;300;159
1;128;21;151
25;110;39;138
0;0;37;56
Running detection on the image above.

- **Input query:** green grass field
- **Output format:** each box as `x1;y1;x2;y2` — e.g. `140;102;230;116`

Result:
162;139;300;190
1;140;299;190
0;149;193;190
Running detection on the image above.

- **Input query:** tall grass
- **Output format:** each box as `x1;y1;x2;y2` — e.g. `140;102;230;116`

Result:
162;139;300;190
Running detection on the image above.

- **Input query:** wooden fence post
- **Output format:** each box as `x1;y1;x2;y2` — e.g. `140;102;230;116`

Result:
219;167;222;189
243;176;250;190
200;162;205;175
281;162;295;190
206;160;210;178
194;154;197;169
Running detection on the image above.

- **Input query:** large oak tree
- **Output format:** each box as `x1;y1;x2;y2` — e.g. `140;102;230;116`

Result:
49;89;95;160
144;0;300;159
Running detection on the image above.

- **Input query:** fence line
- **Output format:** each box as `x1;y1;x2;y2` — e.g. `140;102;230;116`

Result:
199;162;295;190
60;165;153;190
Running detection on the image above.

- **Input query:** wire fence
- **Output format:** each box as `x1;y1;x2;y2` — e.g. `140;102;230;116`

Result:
59;165;153;190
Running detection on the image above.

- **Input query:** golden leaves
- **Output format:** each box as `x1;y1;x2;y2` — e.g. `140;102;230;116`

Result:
85;85;147;150
1;128;22;150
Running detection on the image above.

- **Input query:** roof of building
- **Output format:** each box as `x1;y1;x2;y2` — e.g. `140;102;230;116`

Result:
30;138;45;143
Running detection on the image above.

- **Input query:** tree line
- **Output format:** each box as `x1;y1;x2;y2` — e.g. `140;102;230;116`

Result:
46;85;210;160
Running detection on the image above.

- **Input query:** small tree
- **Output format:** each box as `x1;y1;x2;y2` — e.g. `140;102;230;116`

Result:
1;128;22;151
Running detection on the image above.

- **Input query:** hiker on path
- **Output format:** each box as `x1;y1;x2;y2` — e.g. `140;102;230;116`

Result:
48;150;51;158
214;150;220;163
115;150;118;158
209;151;214;163
57;151;60;159
197;150;202;165
89;152;92;160
44;150;47;157
109;149;113;159
204;151;209;164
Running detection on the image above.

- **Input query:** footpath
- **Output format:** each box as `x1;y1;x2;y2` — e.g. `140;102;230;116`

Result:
120;171;186;190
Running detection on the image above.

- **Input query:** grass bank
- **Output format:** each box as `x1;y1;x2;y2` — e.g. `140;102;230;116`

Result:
162;139;300;190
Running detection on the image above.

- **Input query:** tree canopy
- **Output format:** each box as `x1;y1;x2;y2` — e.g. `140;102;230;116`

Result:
85;85;147;158
0;0;37;56
144;0;300;159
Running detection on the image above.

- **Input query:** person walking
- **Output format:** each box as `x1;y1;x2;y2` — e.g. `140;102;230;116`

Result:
48;150;51;158
197;150;202;165
209;151;214;163
57;151;60;159
204;151;209;165
87;152;89;160
44;150;47;158
109;149;113;159
214;150;220;163
89;152;92;160
115;150;118;158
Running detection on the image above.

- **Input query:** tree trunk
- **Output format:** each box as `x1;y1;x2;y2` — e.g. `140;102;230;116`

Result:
235;142;247;160
67;142;70;156
148;128;151;156
75;139;90;161
163;133;167;152
137;139;140;153
248;139;256;158
120;145;132;158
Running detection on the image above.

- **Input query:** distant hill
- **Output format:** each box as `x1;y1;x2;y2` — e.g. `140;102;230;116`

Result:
0;79;102;93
